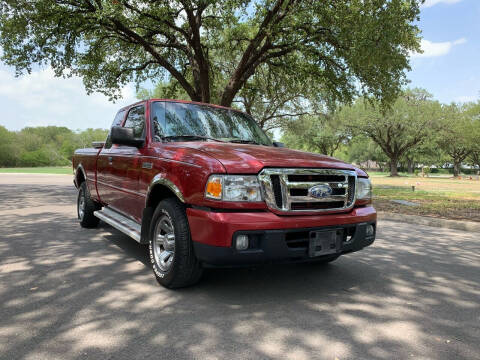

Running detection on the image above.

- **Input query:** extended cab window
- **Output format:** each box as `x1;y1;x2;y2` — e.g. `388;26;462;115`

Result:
124;105;145;139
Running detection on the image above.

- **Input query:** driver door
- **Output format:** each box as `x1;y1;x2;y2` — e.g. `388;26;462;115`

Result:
97;104;146;221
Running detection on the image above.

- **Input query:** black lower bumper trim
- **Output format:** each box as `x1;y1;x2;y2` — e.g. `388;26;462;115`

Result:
193;221;376;267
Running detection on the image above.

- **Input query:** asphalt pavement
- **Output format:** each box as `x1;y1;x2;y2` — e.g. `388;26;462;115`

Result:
0;173;478;360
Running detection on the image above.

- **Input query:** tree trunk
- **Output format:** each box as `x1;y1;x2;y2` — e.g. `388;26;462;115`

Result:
390;157;399;176
453;161;461;177
407;158;414;174
220;61;259;106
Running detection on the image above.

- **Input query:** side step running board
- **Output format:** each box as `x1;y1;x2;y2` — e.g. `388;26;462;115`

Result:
94;207;141;243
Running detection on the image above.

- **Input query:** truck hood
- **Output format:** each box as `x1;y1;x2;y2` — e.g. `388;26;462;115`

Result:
179;142;357;174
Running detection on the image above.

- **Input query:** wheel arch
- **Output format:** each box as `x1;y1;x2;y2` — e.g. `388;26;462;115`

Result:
74;164;87;188
141;174;186;244
146;174;185;207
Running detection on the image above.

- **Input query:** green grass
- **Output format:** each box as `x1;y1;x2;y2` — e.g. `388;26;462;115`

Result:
368;170;477;178
0;167;72;175
371;176;480;222
367;171;414;177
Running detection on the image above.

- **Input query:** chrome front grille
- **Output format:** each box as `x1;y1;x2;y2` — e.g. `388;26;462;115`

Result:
258;168;357;213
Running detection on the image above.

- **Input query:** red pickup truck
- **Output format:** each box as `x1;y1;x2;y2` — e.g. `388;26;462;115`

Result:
73;99;376;288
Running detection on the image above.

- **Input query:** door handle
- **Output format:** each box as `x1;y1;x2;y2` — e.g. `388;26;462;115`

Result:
108;156;113;164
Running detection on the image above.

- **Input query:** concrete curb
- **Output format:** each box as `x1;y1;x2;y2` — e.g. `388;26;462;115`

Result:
378;211;480;232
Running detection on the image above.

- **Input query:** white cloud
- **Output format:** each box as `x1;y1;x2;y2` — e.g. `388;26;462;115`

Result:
0;66;138;131
410;38;466;58
422;0;463;8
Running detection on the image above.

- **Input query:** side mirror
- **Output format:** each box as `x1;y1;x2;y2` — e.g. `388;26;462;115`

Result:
111;126;144;147
273;141;285;148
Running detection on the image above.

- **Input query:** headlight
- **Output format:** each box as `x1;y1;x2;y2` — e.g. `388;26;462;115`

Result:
205;175;263;202
356;177;372;203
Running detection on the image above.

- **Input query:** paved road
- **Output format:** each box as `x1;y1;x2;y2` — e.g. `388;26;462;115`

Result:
0;173;478;360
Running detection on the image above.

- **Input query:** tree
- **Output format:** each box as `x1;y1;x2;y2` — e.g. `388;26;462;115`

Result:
0;125;19;166
1;1;422;108
467;102;480;174
401;137;447;173
137;81;191;103
343;135;389;171
233;62;328;130
17;126;75;165
0;125;109;167
438;103;478;177
281;113;350;156
75;128;110;149
140;62;325;130
470;150;480;174
342;89;442;176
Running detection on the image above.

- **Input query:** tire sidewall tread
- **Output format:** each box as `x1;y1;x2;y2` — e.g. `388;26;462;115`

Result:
149;197;202;289
78;182;100;228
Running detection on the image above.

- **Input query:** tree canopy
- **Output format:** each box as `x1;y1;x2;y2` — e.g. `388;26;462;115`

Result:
281;88;480;177
0;126;108;167
1;0;422;108
281;113;350;156
437;103;479;177
138;61;325;130
339;89;443;176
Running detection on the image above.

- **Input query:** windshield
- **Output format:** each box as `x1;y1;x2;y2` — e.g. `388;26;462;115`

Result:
151;101;272;146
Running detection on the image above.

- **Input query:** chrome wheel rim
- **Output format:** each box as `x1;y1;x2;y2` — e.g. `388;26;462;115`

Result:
153;214;175;272
78;189;85;220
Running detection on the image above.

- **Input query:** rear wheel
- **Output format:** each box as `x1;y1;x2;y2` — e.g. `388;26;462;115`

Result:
149;198;202;288
77;182;100;228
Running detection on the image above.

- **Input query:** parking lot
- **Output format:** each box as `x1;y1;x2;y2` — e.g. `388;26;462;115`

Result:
0;174;478;360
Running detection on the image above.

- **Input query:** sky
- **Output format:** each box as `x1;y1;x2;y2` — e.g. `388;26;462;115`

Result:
0;0;479;131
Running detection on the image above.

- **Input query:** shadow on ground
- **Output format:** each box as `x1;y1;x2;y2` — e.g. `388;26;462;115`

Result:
0;180;478;359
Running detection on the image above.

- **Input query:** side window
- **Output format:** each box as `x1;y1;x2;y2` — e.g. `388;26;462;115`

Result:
104;110;126;149
124;105;145;139
151;101;165;142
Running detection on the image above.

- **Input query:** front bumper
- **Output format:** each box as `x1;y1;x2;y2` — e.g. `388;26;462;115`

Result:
187;206;376;266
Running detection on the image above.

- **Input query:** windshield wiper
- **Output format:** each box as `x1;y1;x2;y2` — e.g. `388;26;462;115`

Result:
227;138;259;145
163;135;260;145
162;135;225;143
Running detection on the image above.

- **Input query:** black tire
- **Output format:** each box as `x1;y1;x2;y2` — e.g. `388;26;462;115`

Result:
149;197;203;288
77;182;100;228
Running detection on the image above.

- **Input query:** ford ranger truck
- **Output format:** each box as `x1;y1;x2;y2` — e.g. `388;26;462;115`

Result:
73;99;376;288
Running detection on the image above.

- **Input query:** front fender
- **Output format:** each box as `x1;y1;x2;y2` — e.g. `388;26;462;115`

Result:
146;173;185;206
74;164;87;188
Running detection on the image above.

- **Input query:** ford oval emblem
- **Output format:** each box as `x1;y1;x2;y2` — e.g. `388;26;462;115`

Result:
308;184;333;199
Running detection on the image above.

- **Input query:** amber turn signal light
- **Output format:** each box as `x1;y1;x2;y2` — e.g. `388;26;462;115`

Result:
206;176;222;199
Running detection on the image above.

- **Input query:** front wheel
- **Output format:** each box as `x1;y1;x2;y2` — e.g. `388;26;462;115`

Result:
77;182;100;228
149;198;203;288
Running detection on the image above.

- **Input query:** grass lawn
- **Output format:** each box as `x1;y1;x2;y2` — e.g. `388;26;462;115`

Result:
371;175;480;222
0;167;72;175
